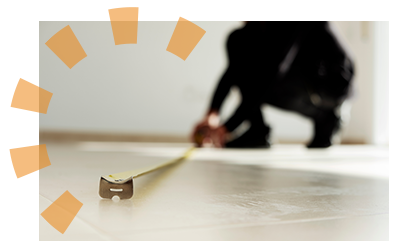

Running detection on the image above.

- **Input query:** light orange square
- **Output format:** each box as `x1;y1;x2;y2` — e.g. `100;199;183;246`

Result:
41;191;83;234
11;79;53;114
10;144;51;178
109;7;139;45
167;17;206;60
108;7;139;21
39;144;51;170
45;25;87;69
39;87;53;114
10;77;39;113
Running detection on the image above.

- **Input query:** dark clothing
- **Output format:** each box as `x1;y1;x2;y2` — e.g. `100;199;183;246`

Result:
209;21;354;134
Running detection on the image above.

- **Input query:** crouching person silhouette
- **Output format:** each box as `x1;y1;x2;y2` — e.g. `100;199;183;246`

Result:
192;21;354;148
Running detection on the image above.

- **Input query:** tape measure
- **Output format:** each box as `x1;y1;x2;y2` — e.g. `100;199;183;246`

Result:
99;147;196;199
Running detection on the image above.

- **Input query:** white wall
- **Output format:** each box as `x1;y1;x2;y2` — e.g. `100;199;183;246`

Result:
39;21;388;144
331;21;375;144
372;21;389;145
39;21;242;136
331;21;389;145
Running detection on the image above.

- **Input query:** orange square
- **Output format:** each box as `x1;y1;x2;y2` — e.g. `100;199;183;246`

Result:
167;17;206;60
108;7;139;21
10;144;51;178
109;7;139;45
41;191;83;234
45;25;87;69
11;79;53;114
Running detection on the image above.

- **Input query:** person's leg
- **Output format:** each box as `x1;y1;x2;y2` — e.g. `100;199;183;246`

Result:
307;108;340;148
217;70;271;148
225;100;271;148
266;76;341;148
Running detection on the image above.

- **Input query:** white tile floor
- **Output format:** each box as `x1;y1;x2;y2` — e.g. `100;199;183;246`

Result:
39;142;389;240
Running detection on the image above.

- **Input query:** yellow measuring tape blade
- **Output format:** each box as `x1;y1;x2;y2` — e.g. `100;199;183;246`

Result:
108;147;195;180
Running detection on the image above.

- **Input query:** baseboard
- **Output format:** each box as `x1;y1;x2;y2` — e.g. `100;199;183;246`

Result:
39;131;190;143
39;131;366;145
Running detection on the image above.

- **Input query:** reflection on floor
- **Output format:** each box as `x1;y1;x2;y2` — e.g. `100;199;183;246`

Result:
39;142;389;240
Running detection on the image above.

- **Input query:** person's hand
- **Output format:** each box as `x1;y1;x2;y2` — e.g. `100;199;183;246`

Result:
191;111;227;147
192;120;211;146
209;125;228;148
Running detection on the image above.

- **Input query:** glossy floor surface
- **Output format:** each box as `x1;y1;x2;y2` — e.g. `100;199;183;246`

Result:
39;142;389;240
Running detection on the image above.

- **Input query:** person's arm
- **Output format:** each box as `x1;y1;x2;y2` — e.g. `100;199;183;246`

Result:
208;67;235;115
222;101;249;132
191;30;241;147
208;29;241;115
191;65;233;147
